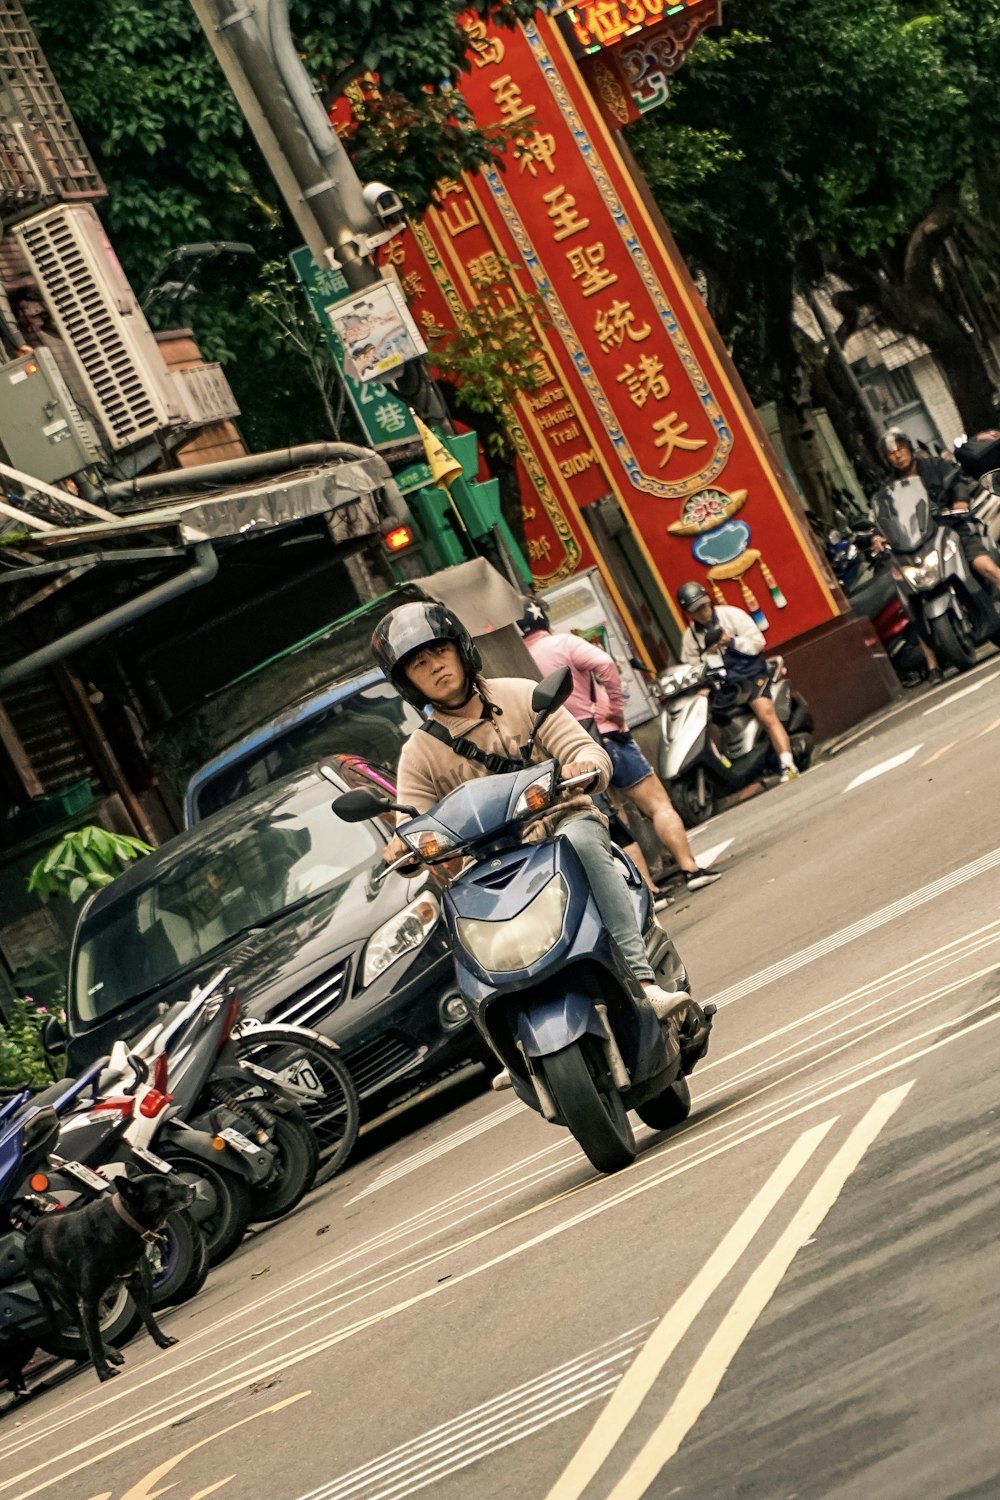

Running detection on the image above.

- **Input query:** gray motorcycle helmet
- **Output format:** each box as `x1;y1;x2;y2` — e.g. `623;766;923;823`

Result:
371;599;482;708
677;580;711;615
877;428;914;464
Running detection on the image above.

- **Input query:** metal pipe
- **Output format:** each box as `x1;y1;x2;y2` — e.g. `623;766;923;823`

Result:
102;442;384;501
0;541;219;688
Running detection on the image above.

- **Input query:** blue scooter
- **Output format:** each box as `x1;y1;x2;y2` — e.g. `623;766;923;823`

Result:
333;670;714;1174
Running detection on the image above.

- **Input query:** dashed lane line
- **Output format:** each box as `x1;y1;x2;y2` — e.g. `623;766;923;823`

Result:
842;744;922;792
922;670;1000;715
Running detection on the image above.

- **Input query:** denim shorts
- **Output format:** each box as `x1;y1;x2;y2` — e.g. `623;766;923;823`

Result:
602;730;653;790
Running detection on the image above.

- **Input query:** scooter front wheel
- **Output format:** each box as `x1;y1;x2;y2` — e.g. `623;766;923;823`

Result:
929;609;976;671
541;1041;636;1174
671;773;715;829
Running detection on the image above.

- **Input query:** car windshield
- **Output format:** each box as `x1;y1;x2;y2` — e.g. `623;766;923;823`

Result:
73;780;380;1024
192;680;422;822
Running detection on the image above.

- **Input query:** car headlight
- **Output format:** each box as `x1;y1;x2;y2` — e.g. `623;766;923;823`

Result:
362;893;440;986
456;875;568;972
513;771;554;818
902;548;940;588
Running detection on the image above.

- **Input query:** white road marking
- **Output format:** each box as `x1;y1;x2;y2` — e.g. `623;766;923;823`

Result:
8;925;998;1475
545;1120;835;1500
703;843;1000;1009
607;1084;913;1499
301;1327;652;1500
922;670;1000;714
689;837;733;867
346;1101;523;1203
843;744;922;792
7;1002;998;1500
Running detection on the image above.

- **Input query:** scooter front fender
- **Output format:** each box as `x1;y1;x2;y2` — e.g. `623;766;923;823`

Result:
516;993;603;1058
923;588;958;621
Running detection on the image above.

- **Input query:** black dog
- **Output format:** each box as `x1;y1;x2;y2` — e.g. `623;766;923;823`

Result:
24;1171;195;1382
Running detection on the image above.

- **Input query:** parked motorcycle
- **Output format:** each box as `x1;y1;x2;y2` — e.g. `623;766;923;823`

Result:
0;1082;142;1386
54;971;318;1267
332;670;714;1176
872;468;1000;672
654;629;814;828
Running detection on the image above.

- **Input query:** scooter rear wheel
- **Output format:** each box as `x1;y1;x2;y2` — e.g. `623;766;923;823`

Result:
541;1040;636;1174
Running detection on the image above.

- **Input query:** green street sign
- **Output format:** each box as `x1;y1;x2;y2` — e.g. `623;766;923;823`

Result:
289;247;427;468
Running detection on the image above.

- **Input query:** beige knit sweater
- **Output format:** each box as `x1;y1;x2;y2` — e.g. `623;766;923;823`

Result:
395;676;612;840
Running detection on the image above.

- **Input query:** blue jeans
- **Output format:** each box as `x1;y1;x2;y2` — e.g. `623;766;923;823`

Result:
558;813;654;982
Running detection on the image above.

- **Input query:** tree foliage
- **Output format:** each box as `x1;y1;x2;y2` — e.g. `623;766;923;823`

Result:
26;0;535;446
627;0;1000;435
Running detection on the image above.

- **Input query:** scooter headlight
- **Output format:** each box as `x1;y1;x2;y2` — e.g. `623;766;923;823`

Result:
902;548;941;588
457;875;568;972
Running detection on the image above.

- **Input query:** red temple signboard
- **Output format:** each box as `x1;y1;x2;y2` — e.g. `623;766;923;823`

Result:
388;9;838;657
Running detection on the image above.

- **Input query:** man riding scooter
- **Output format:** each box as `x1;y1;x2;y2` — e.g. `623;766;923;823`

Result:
873;428;1000;674
371;601;700;1091
677;582;801;783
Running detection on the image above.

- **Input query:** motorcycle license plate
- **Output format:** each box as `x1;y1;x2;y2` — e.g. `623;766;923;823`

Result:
220;1127;257;1153
131;1146;172;1174
62;1160;109;1192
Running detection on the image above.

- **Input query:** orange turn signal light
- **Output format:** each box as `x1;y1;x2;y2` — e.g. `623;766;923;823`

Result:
417;831;447;858
521;784;550;812
383;523;415;552
211;1136;227;1151
30;1172;49;1192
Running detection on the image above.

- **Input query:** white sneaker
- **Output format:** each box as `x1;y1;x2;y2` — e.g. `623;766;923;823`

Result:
779;766;800;784
491;1067;512;1090
641;984;691;1021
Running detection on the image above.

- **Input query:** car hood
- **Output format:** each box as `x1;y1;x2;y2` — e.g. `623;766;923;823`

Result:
67;865;431;1065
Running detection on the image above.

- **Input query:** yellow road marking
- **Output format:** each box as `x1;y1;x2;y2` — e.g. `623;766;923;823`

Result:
975;714;1000;739
544;1119;835;1500
920;740;957;766
606;1084;914;1499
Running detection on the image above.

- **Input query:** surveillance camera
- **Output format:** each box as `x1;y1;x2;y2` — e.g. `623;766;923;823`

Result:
362;182;403;223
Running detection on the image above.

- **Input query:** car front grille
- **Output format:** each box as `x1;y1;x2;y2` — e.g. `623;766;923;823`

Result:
341;1033;423;1097
266;959;350;1028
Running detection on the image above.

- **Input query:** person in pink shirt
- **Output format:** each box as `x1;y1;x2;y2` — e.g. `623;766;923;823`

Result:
518;601;721;894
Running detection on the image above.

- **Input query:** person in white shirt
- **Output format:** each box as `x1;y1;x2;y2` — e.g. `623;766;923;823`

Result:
677;581;799;783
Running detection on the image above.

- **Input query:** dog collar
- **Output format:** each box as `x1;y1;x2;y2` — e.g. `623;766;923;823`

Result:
111;1192;163;1245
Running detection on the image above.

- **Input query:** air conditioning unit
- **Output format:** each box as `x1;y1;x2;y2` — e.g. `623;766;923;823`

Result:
12;203;181;451
172;363;241;426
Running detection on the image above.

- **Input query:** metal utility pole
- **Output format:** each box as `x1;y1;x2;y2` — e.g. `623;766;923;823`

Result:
189;0;450;424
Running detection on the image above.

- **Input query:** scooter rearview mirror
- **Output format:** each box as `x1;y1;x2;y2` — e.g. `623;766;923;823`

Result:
982;469;1000;497
530;666;573;715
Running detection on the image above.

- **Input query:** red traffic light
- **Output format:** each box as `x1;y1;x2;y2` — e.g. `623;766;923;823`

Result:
383;522;415;552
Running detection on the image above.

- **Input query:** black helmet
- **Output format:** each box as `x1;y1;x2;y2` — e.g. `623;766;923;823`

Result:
371;600;482;708
516;597;550;637
877;428;913;464
677;580;710;614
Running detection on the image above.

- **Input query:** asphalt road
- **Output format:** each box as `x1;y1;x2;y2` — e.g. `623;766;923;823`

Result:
4;657;1000;1500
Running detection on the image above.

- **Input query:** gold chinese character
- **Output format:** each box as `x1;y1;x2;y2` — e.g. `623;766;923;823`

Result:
583;0;631;47
433;177;464;203
440;197;480;237
402;271;426;299
544;186;590;242
528;536;553;562
594;299;652;352
529;350;557;386
467;252;506;287
463;16;506;68
490;75;535;126
515;130;558;177
616;354;671;407
420;310;444;334
382;239;406;267
652;412;708;467
566;242;618;299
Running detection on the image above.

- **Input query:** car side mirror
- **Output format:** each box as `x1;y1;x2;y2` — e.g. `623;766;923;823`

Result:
42;1014;67;1054
530;667;573;715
